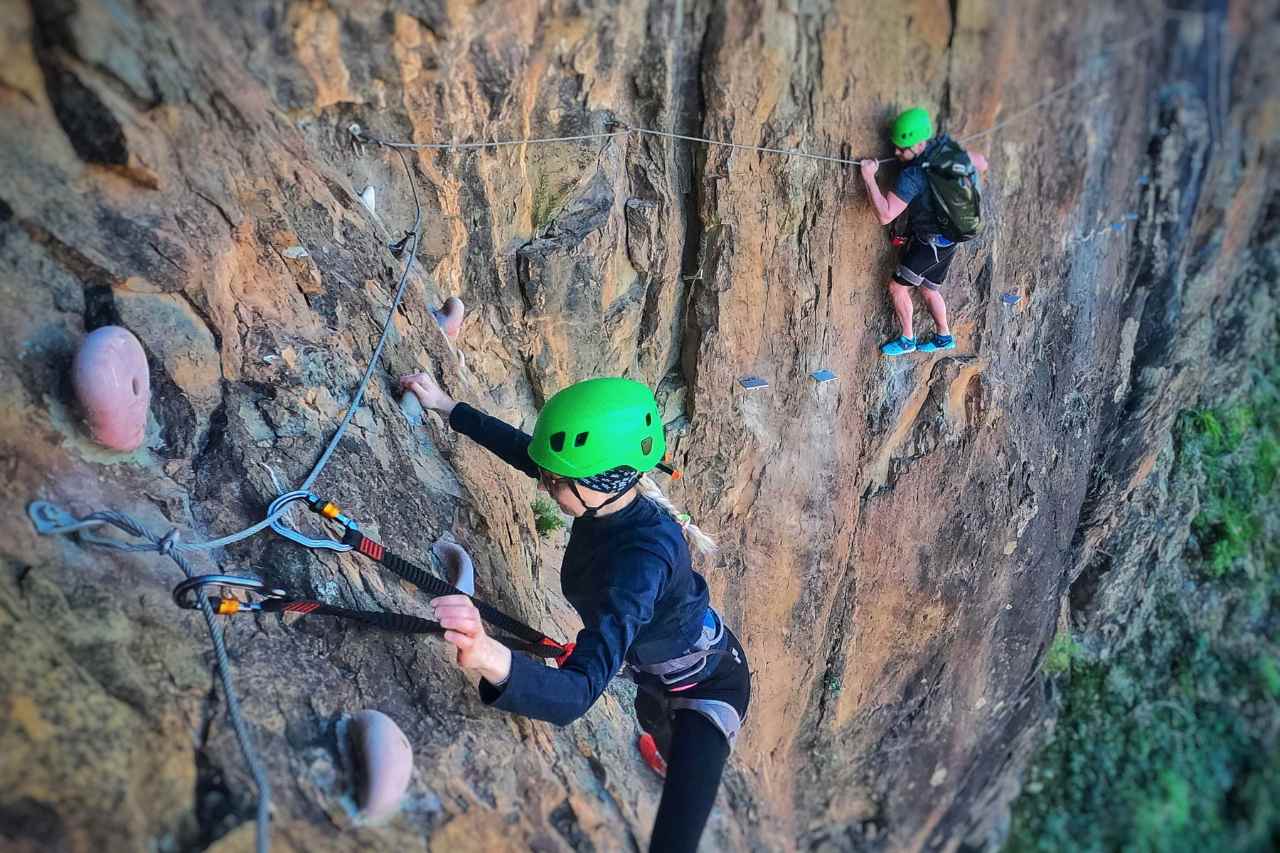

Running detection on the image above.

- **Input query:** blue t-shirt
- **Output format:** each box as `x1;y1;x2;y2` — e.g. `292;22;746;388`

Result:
447;402;712;726
893;134;970;246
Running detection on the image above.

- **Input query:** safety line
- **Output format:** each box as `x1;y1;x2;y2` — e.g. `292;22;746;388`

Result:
357;129;629;150
356;11;1198;166
626;125;893;165
25;503;275;853
37;149;427;558
29;146;425;853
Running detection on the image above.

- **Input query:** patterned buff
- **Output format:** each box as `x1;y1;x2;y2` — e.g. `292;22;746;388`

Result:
577;465;641;494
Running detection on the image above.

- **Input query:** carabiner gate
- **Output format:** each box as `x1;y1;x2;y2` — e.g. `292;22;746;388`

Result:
268;490;357;552
172;574;287;614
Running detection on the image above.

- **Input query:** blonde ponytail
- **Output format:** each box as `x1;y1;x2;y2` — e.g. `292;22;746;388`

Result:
637;474;718;558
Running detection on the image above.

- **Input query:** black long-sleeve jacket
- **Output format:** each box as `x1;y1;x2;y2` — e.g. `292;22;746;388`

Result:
448;402;710;725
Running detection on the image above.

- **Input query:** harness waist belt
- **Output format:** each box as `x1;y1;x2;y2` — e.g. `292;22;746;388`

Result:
632;606;727;685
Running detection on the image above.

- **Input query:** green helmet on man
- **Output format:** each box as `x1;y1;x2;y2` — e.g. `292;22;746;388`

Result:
890;107;934;148
528;377;665;479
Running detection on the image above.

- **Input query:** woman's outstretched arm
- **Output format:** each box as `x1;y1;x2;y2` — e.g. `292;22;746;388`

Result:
401;372;540;478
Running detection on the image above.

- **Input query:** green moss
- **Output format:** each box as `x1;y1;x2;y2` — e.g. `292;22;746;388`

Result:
1181;380;1280;578
1042;633;1082;676
1005;363;1280;852
532;496;565;539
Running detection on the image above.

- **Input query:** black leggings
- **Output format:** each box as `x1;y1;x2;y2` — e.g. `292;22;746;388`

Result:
649;712;731;852
636;628;751;853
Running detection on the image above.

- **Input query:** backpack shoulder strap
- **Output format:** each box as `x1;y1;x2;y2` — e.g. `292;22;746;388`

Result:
926;138;974;175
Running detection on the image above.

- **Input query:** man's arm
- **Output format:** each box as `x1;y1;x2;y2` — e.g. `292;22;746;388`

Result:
969;151;989;173
860;160;908;225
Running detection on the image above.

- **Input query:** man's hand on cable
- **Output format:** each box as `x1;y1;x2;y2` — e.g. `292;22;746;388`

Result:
860;158;880;179
432;593;513;685
399;371;457;416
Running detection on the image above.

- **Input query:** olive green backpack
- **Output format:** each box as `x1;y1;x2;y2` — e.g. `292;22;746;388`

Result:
922;139;983;242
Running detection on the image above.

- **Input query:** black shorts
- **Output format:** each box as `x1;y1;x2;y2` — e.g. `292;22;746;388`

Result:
894;237;957;290
634;628;751;752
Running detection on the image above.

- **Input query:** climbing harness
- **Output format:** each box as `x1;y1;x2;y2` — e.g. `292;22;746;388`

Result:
630;609;746;751
629;606;729;688
267;491;574;662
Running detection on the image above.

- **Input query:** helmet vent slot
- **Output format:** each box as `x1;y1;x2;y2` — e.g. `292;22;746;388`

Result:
574;431;589;447
550;431;566;452
640;437;653;455
645;413;652;426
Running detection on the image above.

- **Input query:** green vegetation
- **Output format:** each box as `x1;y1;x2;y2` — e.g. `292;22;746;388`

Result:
532;496;565;539
1183;399;1280;577
531;173;573;231
1005;365;1280;853
1042;633;1082;676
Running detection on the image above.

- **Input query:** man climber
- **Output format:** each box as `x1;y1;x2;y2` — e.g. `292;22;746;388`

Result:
860;107;989;356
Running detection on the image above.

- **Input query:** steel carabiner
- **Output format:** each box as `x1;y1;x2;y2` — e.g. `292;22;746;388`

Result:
172;574;287;613
268;490;355;552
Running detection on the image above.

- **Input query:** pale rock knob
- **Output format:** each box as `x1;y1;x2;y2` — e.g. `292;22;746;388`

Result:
348;709;413;822
71;325;151;452
431;296;464;341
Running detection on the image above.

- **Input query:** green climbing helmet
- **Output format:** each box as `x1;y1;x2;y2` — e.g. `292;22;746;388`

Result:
528;377;665;479
890;107;934;149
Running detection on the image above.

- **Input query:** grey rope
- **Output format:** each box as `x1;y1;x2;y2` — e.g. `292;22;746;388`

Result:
25;503;273;853
626;125;895;166
33;146;424;557
353;128;630;151
28;145;424;852
298;146;421;496
354;121;893;165
353;12;1200;167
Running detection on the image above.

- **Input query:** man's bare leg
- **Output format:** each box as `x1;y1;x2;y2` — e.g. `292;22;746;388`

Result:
920;287;951;336
889;281;916;340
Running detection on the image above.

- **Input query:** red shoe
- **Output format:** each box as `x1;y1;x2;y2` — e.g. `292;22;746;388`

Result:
637;733;667;779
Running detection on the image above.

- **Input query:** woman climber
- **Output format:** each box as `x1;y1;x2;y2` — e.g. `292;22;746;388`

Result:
399;369;751;853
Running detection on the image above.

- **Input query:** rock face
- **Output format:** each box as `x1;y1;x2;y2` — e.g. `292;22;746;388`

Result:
1;1;1276;852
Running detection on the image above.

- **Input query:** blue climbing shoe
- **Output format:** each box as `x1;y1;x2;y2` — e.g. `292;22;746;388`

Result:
880;336;917;357
916;334;956;353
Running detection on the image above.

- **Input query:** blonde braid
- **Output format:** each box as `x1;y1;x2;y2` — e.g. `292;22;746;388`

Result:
637;474;718;558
